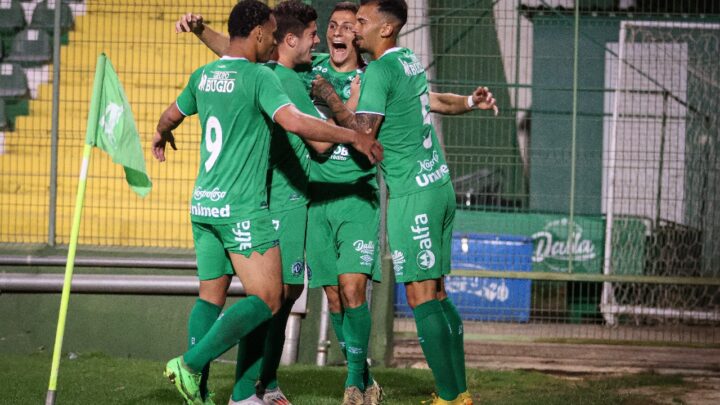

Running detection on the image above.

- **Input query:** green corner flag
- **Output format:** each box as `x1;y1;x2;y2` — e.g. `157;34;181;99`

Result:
87;53;152;197
45;54;151;405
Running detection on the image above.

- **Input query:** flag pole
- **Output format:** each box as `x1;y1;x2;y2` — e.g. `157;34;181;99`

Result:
45;54;107;405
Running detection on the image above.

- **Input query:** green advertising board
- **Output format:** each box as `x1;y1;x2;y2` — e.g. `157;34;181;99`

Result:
454;210;646;275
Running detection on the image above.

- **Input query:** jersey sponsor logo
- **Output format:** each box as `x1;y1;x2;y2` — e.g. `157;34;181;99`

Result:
330;145;350;161
291;261;305;278
353;240;375;266
411;214;436;270
193;186;227;202
198;70;236;93
400;55;425;77
232;220;252;250
392;250;406;276
415;151;449;187
191;203;231;218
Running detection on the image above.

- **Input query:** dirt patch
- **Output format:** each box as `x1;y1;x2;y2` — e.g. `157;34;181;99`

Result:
619;377;720;405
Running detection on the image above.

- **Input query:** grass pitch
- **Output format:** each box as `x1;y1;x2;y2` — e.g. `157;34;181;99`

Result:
0;353;689;404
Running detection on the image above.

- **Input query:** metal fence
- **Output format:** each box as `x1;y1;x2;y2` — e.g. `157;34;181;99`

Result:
0;0;719;348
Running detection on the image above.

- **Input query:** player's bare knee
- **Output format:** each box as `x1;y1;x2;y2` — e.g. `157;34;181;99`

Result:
255;292;282;314
340;282;366;308
324;286;343;313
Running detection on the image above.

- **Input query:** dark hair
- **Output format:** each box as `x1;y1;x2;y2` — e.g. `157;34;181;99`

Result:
331;1;359;14
360;0;407;28
228;0;272;39
273;0;318;42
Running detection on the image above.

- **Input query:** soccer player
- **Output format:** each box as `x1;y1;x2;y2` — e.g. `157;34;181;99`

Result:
310;1;496;404
176;2;494;404
153;1;381;404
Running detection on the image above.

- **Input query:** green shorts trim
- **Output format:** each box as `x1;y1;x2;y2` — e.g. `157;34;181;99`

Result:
307;193;381;288
192;214;278;281
272;205;308;285
387;181;455;283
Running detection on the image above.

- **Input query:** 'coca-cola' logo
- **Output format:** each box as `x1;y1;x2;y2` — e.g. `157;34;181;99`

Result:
532;218;596;272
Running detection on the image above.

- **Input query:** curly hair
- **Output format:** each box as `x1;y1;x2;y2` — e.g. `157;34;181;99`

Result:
228;0;273;39
273;0;318;42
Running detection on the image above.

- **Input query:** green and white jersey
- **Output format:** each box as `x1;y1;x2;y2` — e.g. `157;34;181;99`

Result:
356;47;450;198
265;62;317;212
176;57;292;224
298;53;377;192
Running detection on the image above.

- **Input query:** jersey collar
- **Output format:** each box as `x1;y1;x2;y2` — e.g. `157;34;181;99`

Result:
379;47;403;59
220;56;249;61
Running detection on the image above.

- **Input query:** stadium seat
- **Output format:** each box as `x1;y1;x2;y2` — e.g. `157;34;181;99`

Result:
6;29;51;66
0;63;29;99
0;1;27;37
0;99;7;130
30;0;74;35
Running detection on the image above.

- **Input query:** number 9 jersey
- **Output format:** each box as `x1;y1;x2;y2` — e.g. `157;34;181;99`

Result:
176;57;292;224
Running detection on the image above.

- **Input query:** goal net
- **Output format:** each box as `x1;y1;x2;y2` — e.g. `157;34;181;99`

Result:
602;21;720;325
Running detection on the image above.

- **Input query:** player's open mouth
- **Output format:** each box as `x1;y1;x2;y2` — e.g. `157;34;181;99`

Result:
331;41;349;58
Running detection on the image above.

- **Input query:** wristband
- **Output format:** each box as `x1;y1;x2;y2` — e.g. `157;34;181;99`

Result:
467;95;477;110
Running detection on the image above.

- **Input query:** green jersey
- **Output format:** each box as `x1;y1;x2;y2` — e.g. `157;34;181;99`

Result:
298;53;377;191
177;57;292;224
266;62;318;212
356;47;450;198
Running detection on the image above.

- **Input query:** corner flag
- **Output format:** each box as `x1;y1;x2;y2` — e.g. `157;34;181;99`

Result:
88;53;152;196
46;54;150;405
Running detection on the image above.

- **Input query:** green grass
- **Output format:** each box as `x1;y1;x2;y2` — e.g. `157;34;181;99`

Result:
0;353;691;404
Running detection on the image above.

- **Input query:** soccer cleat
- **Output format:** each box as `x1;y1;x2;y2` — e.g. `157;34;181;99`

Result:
203;391;216;405
421;393;467;405
262;387;293;405
342;386;365;405
458;391;473;405
227;394;265;405
363;380;384;405
164;356;204;405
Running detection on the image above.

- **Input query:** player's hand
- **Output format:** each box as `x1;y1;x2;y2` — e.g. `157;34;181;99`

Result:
175;13;204;35
349;75;361;98
351;129;384;164
471;86;499;116
311;75;336;102
151;130;177;162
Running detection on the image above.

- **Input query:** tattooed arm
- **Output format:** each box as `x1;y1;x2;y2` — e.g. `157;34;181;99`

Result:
312;76;384;139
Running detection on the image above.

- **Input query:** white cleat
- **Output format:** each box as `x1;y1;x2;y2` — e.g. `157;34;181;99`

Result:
262;387;293;405
228;394;266;405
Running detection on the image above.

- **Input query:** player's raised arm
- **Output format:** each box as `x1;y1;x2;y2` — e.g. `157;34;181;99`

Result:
274;104;383;164
151;102;183;162
311;75;384;140
429;86;499;116
175;13;230;57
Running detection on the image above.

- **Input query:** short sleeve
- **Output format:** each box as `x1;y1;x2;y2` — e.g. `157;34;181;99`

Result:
256;67;293;121
176;68;202;116
356;61;389;116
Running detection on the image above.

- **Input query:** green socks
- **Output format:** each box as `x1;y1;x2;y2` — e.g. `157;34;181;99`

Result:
183;295;273;372
329;311;347;358
440;298;467;393
413;299;459;401
231;319;269;401
259;299;295;389
187;298;222;399
343;302;372;390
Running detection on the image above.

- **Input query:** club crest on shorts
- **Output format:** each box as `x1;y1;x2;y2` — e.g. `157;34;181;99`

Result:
417;249;435;270
291;261;305;278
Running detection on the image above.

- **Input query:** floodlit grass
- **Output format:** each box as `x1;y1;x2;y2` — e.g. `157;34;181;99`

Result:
0;353;690;404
